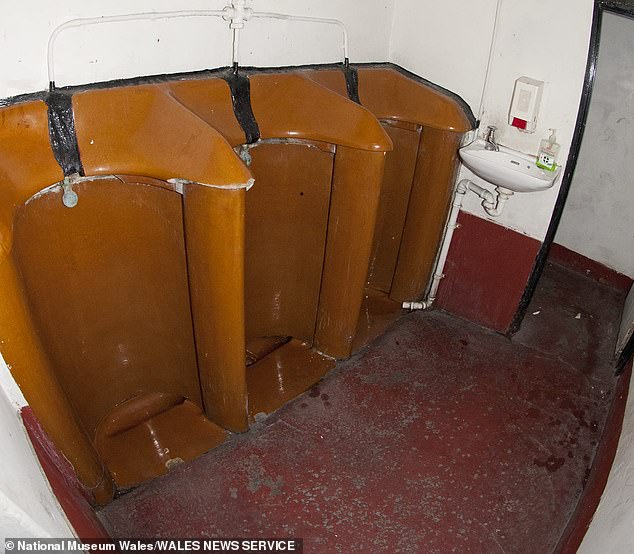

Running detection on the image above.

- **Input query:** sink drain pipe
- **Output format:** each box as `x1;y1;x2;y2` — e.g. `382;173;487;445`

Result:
402;179;513;311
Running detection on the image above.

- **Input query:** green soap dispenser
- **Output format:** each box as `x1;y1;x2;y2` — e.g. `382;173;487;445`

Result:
536;128;560;171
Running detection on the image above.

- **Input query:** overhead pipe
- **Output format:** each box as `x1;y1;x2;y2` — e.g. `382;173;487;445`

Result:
47;10;227;90
476;0;503;124
225;0;250;69
47;2;351;89
403;178;513;311
248;11;350;64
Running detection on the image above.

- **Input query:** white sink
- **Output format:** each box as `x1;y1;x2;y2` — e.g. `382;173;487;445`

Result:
459;139;561;192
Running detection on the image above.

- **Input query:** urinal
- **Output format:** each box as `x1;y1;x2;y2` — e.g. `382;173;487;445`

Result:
307;65;476;349
167;71;393;421
2;86;253;499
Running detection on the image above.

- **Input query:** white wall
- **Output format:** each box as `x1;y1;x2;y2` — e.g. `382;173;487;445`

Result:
555;12;634;278
575;17;634;546
0;356;74;539
389;0;497;113
0;0;394;98
391;0;594;241
473;0;594;240
579;372;634;553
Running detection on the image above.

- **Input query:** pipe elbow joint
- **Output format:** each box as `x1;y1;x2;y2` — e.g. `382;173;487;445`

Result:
483;205;502;217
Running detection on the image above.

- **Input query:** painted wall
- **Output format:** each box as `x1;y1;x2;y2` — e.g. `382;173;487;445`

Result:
1;0;596;243
555;12;634;279
0;356;74;538
579;371;634;553
388;0;497;113
391;0;594;241
0;0;394;98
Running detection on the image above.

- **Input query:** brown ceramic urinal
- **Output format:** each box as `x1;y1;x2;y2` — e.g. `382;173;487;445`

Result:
7;85;253;495
0;101;113;505
307;66;475;350
167;73;392;422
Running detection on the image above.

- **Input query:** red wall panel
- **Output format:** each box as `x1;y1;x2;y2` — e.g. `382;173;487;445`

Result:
436;212;541;333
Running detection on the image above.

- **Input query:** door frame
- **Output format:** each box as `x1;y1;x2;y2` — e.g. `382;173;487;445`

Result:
508;0;634;374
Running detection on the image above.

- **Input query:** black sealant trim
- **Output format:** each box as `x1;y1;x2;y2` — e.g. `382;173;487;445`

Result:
343;59;360;104
0;62;476;129
222;67;260;144
507;0;634;376
0;67;236;108
45;89;84;177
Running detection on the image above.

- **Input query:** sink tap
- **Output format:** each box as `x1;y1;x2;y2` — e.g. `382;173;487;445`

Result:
484;125;499;152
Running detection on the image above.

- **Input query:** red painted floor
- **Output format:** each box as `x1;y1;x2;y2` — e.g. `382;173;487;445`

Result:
98;260;626;553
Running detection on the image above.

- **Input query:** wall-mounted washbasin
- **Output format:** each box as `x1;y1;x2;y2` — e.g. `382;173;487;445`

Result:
459;139;560;192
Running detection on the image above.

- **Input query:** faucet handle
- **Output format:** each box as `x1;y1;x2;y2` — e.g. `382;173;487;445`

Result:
484;125;500;151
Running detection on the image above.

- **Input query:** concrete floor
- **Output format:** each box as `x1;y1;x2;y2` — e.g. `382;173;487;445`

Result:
99;260;626;553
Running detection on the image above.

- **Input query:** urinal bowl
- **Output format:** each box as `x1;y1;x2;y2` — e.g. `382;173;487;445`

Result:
0;90;253;501
167;72;393;421
13;177;232;490
307;66;475;348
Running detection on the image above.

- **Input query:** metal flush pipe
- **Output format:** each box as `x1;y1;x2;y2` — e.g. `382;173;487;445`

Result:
47;10;227;90
248;11;350;63
403;178;513;311
46;2;350;89
225;0;251;69
476;0;503;124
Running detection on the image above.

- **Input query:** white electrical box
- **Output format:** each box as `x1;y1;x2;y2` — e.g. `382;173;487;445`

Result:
508;76;543;133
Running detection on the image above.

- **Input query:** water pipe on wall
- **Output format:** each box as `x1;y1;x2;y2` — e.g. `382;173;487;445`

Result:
403;1;506;312
402;179;512;311
47;1;350;89
227;2;350;69
47;10;227;90
227;0;249;68
466;181;513;217
248;11;349;63
476;0;503;126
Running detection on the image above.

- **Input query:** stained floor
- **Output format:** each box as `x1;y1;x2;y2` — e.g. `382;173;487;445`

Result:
98;260;626;553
